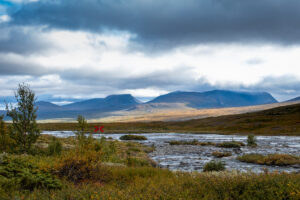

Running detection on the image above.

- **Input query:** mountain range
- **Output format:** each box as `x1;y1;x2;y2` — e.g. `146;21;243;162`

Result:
2;90;299;120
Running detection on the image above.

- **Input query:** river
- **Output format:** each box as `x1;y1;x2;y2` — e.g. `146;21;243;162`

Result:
42;131;300;173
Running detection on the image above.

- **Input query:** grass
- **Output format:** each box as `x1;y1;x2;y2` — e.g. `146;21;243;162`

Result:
237;154;300;166
216;141;245;148
212;151;232;158
1;135;300;199
119;134;147;140
37;103;300;136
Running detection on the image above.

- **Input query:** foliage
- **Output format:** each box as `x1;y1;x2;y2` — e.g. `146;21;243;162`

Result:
203;160;226;172
247;134;257;147
216;141;245;148
75;115;94;149
1;134;300;199
212;151;232;158
47;137;62;156
0;154;61;192
237;153;300;166
5;83;40;153
120;135;147;140
0;116;15;153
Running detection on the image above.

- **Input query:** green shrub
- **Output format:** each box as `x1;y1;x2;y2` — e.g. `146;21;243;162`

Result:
247;134;257;147
203;160;225;172
0;154;61;191
0;116;15;153
47;137;62;156
247;135;257;147
120;135;147;140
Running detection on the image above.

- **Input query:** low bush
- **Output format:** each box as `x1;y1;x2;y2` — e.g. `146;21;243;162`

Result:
212;151;232;158
120;135;147;140
203;160;225;172
0;154;61;191
247;135;257;147
216;141;245;148
237;153;300;166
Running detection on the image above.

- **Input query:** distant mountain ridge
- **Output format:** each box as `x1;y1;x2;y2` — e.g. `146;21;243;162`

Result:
3;90;279;120
286;96;300;102
148;90;277;108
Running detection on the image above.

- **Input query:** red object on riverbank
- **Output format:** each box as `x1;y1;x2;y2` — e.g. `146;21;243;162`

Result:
94;126;104;133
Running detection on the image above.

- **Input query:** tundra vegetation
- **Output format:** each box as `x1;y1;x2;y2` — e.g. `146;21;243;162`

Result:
247;134;257;147
119;134;147;140
203;160;226;172
237;154;300;166
1;85;300;199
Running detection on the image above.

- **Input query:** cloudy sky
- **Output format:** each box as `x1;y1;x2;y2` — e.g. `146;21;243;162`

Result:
0;0;300;106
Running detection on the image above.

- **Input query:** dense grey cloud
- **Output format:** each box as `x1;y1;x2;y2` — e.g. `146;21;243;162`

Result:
0;26;53;55
60;66;196;91
0;54;56;76
10;0;300;49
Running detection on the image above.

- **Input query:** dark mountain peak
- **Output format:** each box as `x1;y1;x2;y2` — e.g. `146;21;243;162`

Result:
149;89;277;108
105;94;140;105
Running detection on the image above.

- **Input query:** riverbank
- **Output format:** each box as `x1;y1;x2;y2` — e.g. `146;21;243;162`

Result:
37;103;300;136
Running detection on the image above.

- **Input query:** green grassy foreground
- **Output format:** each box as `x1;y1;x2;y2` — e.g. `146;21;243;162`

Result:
1;135;300;200
38;103;300;136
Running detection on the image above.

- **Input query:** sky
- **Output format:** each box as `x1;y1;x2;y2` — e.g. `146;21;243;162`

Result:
0;0;300;105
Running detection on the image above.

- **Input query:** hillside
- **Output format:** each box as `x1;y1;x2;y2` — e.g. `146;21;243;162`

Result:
148;90;277;108
39;103;300;135
34;94;140;119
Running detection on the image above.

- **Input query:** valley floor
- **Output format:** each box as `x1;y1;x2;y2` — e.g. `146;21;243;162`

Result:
38;103;300;136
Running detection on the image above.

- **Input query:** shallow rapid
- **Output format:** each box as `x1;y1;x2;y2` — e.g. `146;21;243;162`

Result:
42;131;300;173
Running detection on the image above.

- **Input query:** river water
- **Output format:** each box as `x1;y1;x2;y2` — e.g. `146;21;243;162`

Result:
42;131;300;173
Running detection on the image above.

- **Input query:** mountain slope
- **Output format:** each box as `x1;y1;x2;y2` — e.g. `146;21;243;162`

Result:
148;90;277;108
63;94;139;111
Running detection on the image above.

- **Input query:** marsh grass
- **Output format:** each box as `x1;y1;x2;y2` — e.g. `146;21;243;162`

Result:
203;160;226;172
216;141;245;148
120;135;147;140
237;153;300;166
